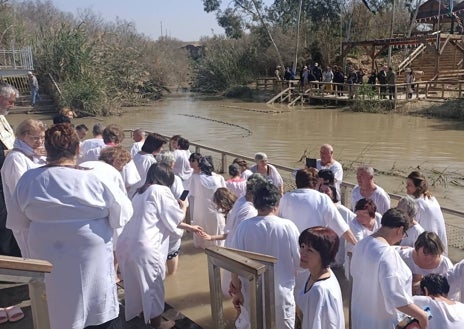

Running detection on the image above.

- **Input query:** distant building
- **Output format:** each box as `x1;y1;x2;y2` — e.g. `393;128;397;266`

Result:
181;42;205;60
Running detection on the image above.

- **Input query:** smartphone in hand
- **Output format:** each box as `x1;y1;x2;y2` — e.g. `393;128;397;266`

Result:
180;190;189;201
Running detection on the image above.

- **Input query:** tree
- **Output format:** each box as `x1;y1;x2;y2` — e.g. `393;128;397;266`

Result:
202;0;285;68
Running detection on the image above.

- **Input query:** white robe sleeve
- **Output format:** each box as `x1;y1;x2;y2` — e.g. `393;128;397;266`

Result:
378;251;413;313
447;259;464;302
154;186;185;233
102;178;133;229
1;153;30;202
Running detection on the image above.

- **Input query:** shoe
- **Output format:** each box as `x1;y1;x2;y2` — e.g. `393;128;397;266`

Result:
0;308;7;324
5;306;24;323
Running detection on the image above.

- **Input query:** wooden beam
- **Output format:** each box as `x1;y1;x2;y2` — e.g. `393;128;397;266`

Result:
0;255;52;273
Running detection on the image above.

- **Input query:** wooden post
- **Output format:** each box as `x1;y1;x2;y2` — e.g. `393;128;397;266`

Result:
29;279;51;329
264;263;276;329
207;261;225;329
221;153;226;174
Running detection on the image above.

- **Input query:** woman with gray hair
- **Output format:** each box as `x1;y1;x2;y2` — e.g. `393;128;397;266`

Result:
156;150;183;199
250;152;283;194
2;119;46;211
156;150;184;275
156;150;203;275
397;195;424;247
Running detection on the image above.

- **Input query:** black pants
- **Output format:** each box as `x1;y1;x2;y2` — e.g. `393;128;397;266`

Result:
0;192;21;257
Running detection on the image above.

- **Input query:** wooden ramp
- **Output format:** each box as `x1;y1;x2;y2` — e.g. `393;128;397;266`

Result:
266;87;292;104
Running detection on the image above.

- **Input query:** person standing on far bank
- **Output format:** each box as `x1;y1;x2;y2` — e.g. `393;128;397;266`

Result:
27;71;40;107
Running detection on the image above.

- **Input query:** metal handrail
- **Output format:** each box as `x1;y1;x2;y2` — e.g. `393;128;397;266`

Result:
123;130;464;220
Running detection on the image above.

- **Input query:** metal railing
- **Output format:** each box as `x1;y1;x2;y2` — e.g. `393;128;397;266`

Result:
0;255;52;329
0;46;33;70
122;131;464;250
205;246;276;329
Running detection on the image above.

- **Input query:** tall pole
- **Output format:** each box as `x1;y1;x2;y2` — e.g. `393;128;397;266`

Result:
388;0;396;66
294;0;303;73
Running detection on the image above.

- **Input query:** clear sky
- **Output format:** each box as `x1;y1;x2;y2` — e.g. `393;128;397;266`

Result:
48;0;273;42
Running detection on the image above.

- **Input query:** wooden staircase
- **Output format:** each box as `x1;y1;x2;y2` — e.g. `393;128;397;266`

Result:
10;94;57;115
406;34;464;82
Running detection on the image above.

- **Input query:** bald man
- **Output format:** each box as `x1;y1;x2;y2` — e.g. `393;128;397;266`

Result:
316;144;343;192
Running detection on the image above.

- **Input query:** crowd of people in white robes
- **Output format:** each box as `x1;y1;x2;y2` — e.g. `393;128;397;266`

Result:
1;93;464;329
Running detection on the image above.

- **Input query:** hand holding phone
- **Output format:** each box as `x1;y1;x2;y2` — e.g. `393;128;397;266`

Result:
179;190;189;201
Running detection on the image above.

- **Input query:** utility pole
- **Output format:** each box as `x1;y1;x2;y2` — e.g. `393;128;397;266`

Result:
294;0;303;73
388;0;396;66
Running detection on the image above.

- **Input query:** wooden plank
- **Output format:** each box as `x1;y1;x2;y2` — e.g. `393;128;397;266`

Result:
266;87;291;104
205;246;267;278
0;255;52;273
223;247;277;264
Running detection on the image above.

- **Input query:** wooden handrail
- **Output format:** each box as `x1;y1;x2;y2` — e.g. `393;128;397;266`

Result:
0;255;52;329
0;255;52;273
205;246;276;329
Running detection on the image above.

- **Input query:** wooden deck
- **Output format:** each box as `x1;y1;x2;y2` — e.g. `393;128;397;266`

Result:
262;78;464;108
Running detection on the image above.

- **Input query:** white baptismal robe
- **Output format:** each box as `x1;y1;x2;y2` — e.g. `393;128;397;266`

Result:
232;215;300;329
80;137;105;156
6;166;133;329
296;270;345;329
351;236;413;329
172;149;192;188
1;141;41;212
130;140;144;158
415;196;448;255
413;296;464;329
80;160;128;248
189;172;226;248
447;259;464;302
116;185;185;323
224;196;257;247
132;152;157;186
398;247;453;277
351;184;391;215
278;188;349;236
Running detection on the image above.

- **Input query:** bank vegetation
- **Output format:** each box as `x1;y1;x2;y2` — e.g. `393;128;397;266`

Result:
1;0;191;115
0;0;442;115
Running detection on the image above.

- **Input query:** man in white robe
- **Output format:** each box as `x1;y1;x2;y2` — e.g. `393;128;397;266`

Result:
278;168;356;245
351;209;429;329
351;165;390;214
316;144;343;193
130;128;146;157
79;123;105;156
231;182;300;329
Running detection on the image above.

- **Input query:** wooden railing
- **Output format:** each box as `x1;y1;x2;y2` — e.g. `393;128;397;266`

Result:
398;44;427;73
264;79;464;105
0;255;52;329
205;246;276;329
